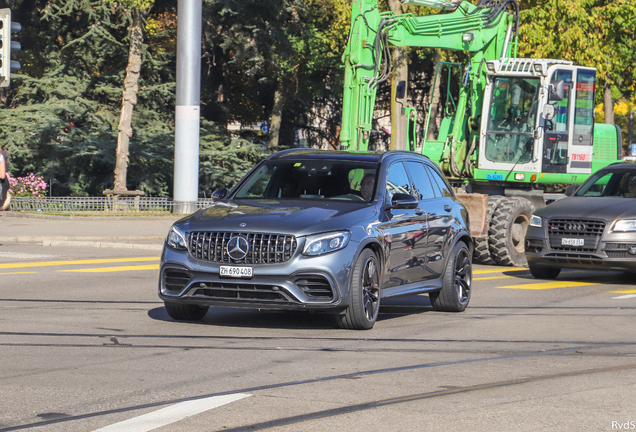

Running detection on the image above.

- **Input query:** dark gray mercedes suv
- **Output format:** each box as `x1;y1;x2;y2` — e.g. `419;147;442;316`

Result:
159;149;472;329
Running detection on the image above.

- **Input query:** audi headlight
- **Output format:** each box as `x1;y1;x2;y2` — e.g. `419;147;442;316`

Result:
612;220;636;232
303;231;351;256
530;215;542;227
166;226;187;251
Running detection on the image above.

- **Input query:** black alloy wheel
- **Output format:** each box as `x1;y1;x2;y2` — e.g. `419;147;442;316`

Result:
430;242;472;312
337;249;381;330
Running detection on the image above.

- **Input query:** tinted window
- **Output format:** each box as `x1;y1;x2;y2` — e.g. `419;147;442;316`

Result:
405;161;436;200
234;159;377;202
386;162;412;199
576;170;636;198
426;165;454;198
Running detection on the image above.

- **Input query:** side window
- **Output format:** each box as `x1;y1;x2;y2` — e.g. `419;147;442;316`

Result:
386;162;412;199
426;165;453;198
405;161;436;200
550;70;573;133
573;69;596;145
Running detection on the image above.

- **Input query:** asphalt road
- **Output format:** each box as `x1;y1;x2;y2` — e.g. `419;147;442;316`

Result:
1;243;635;432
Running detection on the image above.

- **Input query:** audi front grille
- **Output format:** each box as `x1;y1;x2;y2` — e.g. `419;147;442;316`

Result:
547;219;606;252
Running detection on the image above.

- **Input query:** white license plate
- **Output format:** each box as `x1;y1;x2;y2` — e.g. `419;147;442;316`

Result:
561;238;584;247
220;266;253;278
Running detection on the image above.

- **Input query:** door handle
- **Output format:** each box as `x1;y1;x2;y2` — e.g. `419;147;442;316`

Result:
415;209;424;216
444;205;452;212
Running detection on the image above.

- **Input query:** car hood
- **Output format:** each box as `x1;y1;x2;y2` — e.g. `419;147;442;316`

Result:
180;199;377;236
537;197;636;221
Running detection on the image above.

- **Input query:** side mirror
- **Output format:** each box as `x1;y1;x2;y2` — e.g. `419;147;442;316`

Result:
564;184;579;197
549;80;565;101
389;193;418;210
212;188;228;201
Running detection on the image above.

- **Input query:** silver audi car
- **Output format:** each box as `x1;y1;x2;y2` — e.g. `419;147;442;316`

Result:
159;149;472;329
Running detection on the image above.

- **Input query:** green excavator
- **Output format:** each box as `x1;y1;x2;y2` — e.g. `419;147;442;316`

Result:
340;0;623;266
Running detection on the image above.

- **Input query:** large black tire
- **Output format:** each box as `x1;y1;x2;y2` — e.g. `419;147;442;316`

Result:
473;196;505;264
489;197;534;267
337;249;381;330
528;265;561;280
430;241;472;312
164;303;209;321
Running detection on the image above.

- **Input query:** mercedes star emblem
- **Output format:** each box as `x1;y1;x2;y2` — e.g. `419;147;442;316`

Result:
227;236;249;260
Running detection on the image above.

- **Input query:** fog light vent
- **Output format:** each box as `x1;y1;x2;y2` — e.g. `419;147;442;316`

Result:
164;270;191;292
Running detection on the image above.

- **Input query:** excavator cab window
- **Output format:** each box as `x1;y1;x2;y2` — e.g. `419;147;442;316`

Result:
485;77;540;164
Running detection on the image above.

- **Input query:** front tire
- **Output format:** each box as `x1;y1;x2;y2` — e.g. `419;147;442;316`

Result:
164;303;209;321
337;249;381;330
430;242;472;312
489;197;534;267
528;265;561;280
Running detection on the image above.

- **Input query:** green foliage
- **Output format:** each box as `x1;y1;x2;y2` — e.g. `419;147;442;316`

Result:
519;0;636;105
3;0;636;199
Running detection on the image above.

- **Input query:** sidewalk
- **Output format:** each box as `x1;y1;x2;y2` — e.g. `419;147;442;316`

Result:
0;212;183;251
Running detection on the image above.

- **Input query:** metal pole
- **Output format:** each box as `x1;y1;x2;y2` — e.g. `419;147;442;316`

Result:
174;0;202;214
629;109;634;155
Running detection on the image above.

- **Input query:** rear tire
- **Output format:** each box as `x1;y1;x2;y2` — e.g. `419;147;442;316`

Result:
473;196;505;264
337;249;381;330
430;242;472;312
164;303;209;321
489;197;534;267
528;265;561;280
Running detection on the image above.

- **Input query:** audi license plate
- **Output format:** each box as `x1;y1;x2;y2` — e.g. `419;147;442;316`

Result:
561;238;584;247
220;266;253;278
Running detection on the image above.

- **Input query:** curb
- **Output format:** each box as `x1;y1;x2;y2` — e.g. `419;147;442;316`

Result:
0;212;182;221
0;237;164;251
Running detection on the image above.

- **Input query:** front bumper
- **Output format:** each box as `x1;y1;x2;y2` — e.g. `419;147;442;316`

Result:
158;241;357;311
525;225;636;271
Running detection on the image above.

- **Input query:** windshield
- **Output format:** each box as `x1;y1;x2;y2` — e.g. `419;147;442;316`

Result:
484;77;540;164
575;170;636;198
234;159;378;202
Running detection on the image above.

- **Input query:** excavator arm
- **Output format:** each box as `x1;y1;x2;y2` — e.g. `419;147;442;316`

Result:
341;0;519;159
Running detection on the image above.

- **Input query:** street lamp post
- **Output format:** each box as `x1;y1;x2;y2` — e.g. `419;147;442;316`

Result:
173;0;202;214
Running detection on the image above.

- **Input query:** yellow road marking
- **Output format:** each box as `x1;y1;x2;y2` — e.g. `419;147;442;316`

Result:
474;275;514;281
0;257;159;270
473;268;528;275
609;289;636;294
498;281;599;290
60;264;160;273
0;271;37;275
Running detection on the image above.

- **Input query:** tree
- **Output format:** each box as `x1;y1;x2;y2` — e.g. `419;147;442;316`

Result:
518;0;636;126
109;0;156;192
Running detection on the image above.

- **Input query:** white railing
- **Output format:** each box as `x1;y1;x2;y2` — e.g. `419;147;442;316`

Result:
8;197;217;216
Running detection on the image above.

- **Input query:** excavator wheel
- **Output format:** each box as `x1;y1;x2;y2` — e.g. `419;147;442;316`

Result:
473;196;505;264
488;197;534;267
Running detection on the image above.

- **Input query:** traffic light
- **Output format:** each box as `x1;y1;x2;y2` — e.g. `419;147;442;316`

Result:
0;8;21;88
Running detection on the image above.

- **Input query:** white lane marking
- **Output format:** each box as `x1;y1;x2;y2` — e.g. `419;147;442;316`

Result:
92;393;251;432
612;294;636;299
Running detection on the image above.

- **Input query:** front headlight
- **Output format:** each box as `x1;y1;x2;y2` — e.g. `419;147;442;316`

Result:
302;231;351;256
166;226;187;250
530;214;542;227
612;220;636;232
